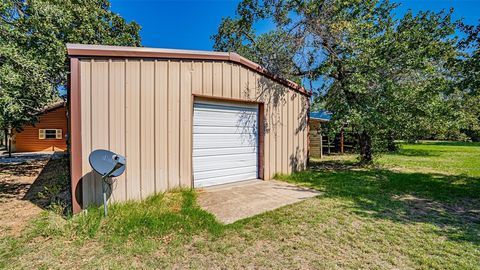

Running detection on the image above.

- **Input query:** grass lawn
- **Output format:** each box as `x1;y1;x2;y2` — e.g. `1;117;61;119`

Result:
1;141;479;269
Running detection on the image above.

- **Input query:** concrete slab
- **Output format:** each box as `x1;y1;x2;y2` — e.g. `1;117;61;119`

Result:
197;180;320;224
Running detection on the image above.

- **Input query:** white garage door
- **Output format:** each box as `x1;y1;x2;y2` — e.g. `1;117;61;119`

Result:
193;101;258;187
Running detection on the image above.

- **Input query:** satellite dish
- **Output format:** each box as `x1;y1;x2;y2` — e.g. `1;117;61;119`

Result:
88;149;126;216
89;149;126;178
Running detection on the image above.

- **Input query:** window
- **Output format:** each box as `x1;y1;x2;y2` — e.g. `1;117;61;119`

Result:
39;129;62;140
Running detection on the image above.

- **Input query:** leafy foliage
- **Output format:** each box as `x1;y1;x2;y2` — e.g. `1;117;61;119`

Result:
213;0;462;162
454;21;480;141
0;0;141;145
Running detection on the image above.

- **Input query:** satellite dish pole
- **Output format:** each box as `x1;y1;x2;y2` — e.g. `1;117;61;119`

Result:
89;150;126;217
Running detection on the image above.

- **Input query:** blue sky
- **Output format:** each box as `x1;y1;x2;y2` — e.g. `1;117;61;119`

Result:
110;0;479;51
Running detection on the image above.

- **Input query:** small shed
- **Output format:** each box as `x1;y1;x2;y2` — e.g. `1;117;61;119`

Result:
12;101;67;152
309;111;331;158
67;44;310;213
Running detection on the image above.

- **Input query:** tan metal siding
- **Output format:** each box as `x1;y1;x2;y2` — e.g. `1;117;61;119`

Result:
91;60;109;205
140;60;155;198
154;61;169;191
108;60;126;202
222;62;232;98
293;92;300;171
231;64;240;99
125;60;141;200
280;91;288;173
192;62;203;95
78;58;308;207
81;60;93;206
212;62;222;97
202;62;213;96
240;66;248;99
288;91;295;174
180;61;193;187
168;61;180;188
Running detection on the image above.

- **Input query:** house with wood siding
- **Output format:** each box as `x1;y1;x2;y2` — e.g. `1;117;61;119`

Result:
12;101;67;152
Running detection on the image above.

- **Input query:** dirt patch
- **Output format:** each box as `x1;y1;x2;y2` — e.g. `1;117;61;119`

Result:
0;153;70;236
0;159;48;236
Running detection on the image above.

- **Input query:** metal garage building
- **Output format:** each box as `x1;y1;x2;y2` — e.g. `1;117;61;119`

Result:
67;44;310;213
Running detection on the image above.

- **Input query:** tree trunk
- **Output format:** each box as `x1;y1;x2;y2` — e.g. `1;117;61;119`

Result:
7;128;12;158
386;134;398;152
8;137;12;158
340;128;344;154
358;131;373;164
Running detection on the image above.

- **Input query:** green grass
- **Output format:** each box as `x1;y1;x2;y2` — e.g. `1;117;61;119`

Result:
380;141;480;177
1;141;479;269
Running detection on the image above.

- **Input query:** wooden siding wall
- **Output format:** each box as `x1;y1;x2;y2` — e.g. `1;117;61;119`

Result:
14;107;67;152
309;120;322;158
79;59;308;207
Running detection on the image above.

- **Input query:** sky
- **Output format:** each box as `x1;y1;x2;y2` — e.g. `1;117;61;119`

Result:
110;0;480;51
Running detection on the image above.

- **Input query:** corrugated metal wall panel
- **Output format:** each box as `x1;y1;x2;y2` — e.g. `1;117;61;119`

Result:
287;91;294;174
231;64;240;99
212;62;222;97
108;60;126;202
154;60;169;191
179;61;193;187
81;60;93;206
140;60;155;198
222;62;232;98
125;60;141;200
78;58;308;207
202;62;213;96
168;61;180;188
91;60;109;205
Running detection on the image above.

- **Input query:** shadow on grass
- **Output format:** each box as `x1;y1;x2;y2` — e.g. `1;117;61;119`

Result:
393;148;441;157
0;161;46;178
284;160;480;245
411;141;480;147
0;154;70;214
23;154;71;215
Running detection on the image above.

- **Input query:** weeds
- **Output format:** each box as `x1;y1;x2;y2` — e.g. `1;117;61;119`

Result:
29;189;223;244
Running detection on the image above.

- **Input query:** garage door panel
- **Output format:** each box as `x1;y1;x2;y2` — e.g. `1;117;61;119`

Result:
193;125;257;134
194;108;257;118
194;118;256;127
194;102;257;112
194;165;257;181
194;172;258;188
193;102;258;187
193;153;257;172
194;133;257;149
193;112;257;127
194;105;257;127
193;146;257;157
